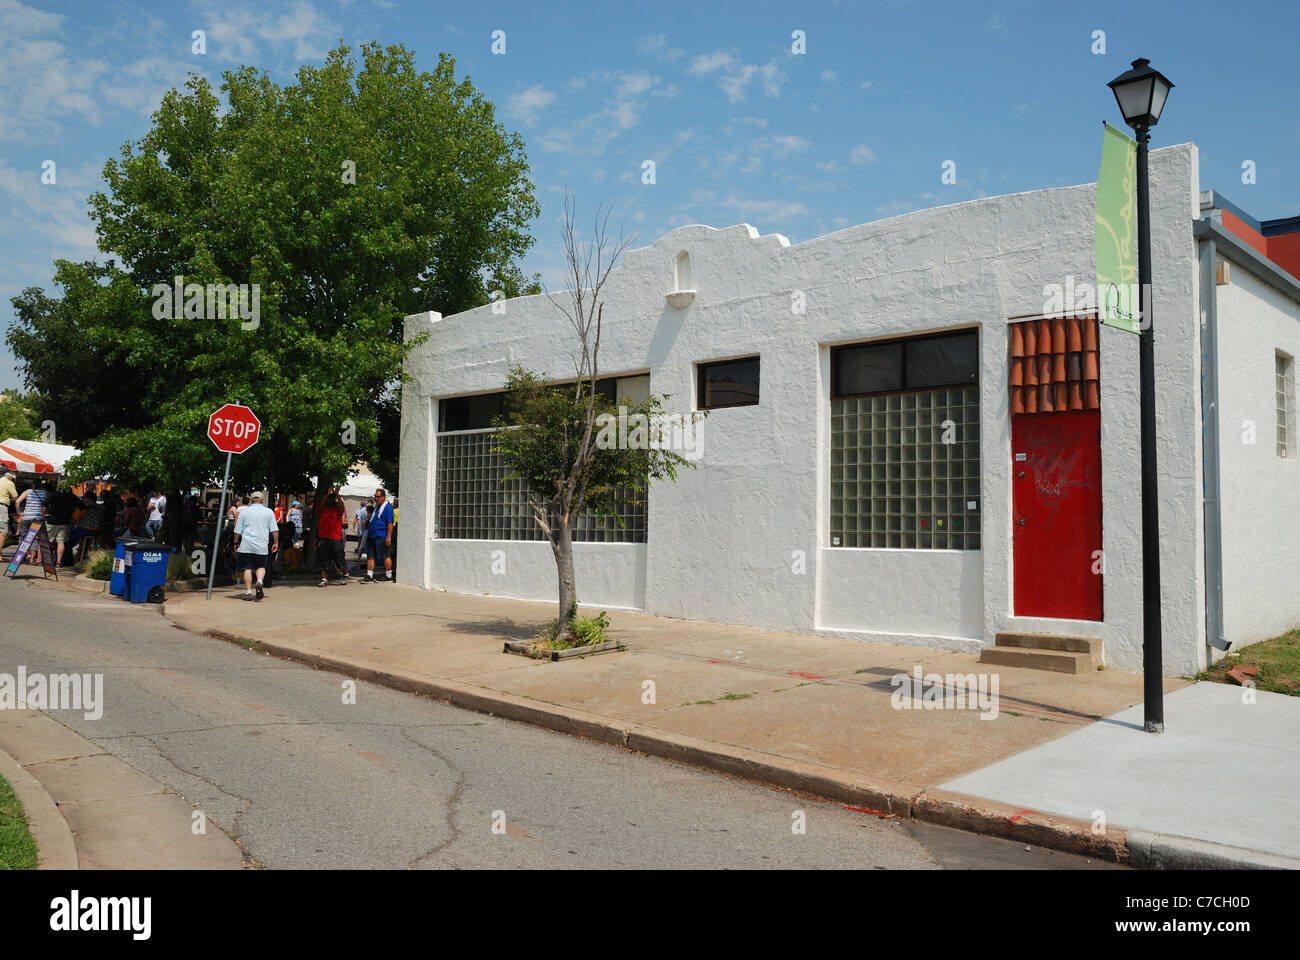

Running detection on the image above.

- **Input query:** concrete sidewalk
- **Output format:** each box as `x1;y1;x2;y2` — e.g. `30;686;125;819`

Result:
153;577;1232;863
944;681;1300;864
0;710;246;870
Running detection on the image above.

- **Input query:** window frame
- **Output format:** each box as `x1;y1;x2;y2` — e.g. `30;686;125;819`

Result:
831;329;979;401
696;355;761;411
1277;350;1296;461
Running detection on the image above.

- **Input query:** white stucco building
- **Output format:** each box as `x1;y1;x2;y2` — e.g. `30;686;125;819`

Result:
397;142;1300;676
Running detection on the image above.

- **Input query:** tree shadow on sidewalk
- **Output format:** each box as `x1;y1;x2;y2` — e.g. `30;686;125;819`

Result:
440;617;539;641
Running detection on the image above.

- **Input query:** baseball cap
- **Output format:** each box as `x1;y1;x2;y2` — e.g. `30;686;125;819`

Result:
251;492;264;501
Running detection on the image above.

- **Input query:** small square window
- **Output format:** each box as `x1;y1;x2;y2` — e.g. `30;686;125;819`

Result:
698;356;760;409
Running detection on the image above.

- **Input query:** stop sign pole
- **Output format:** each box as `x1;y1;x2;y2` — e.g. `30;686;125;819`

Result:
205;404;262;600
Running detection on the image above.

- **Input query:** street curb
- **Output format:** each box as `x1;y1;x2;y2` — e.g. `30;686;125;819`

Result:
192;626;1130;863
67;573;107;594
912;789;1128;862
0;746;78;870
1126;829;1300;870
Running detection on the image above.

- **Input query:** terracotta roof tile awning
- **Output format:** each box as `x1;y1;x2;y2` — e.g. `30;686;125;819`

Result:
1009;316;1100;415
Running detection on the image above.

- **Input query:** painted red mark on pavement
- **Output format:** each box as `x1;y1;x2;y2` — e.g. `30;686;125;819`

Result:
787;671;828;680
842;804;890;817
1008;809;1035;823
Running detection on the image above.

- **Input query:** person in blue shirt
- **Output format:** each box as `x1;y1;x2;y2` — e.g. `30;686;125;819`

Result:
363;488;395;582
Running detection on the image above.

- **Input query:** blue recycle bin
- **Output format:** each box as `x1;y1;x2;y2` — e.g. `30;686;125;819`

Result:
109;541;130;597
125;542;173;603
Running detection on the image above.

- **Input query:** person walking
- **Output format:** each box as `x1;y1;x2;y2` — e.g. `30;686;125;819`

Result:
314;489;348;586
363;488;395;582
352;499;371;569
233;491;278;601
43;485;80;568
0;470;18;540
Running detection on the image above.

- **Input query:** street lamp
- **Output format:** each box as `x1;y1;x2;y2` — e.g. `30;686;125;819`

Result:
1108;57;1174;734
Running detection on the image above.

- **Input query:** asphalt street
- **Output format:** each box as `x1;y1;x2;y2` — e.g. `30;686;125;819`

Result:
0;575;1121;869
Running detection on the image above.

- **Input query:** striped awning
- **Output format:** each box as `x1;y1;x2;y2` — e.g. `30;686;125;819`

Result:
1009;316;1100;415
0;442;55;474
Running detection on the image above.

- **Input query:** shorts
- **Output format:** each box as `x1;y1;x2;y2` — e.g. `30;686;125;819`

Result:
318;538;346;569
0;504;8;528
368;535;389;563
237;551;267;572
46;523;70;544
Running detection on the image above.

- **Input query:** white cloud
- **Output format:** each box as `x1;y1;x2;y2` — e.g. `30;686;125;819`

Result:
506;85;557;126
195;0;340;63
816;160;841;173
987;14;1008;35
637;34;667;55
821;70;837;83
769;135;810;154
0;160;102;256
689;50;737;74
859;80;873;91
637;33;686;60
850;144;877;165
719;194;808;223
618;73;656;97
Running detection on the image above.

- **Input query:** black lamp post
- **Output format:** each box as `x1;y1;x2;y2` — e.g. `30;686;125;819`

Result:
1108;57;1174;734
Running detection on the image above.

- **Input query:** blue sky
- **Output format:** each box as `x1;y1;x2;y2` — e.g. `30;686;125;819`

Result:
2;0;1298;391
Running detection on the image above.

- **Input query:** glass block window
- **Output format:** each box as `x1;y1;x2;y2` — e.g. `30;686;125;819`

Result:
435;430;646;543
829;330;981;550
1277;351;1296;460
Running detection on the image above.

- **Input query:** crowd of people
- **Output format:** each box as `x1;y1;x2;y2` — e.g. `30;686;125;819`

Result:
0;474;209;569
217;486;398;599
2;472;398;595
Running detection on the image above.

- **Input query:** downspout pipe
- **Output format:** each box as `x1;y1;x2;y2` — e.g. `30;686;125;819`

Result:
1197;227;1230;654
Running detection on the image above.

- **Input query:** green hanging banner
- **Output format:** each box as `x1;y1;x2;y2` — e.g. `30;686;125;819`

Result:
1096;122;1140;334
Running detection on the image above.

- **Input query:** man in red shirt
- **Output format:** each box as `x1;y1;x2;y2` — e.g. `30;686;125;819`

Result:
315;488;349;586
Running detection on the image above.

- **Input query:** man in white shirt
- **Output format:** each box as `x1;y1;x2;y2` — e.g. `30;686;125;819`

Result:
146;492;166;539
232;492;279;601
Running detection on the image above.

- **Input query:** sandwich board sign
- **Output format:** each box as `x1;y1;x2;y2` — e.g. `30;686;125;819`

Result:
5;521;58;579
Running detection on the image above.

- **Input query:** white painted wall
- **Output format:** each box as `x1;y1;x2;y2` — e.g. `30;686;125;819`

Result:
1214;263;1300;648
398;144;1206;674
428;540;647;612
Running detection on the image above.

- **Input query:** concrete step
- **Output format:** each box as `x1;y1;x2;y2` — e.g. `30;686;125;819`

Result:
994;632;1100;655
978;645;1098;674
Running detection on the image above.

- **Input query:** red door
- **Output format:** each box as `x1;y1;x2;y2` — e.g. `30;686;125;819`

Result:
1012;410;1103;620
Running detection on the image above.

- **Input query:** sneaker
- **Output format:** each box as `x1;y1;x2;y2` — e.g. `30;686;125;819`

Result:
363;575;374;583
243;593;254;602
255;581;264;601
318;579;327;587
341;576;350;585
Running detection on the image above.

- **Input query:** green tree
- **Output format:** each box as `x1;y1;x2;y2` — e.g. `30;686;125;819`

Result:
493;200;699;640
0;389;41;442
7;42;540;539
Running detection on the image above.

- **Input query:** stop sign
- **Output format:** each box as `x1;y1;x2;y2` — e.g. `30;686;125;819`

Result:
207;404;262;454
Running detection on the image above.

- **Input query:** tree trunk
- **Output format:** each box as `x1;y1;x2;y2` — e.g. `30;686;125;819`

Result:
552;519;578;638
165;488;185;550
305;471;328;569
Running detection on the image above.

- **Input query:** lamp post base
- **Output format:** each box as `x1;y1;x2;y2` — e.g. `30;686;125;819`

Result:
1144;720;1165;734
